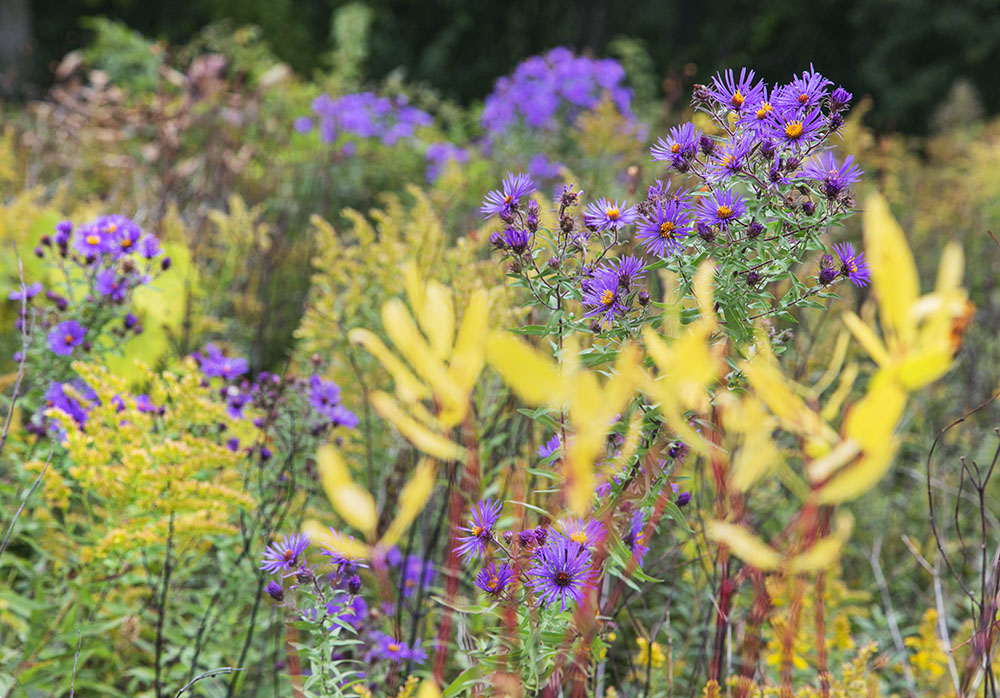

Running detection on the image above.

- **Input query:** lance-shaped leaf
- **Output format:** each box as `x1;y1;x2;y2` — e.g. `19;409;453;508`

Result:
317;445;377;536
865;192;919;351
381;459;436;547
486;332;566;405
348;328;430;403
302;520;371;560
371;391;465;461
449;289;489;393
706;521;780;571
725;396;780;491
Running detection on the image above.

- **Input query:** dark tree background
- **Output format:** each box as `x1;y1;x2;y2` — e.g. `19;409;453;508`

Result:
8;0;1000;133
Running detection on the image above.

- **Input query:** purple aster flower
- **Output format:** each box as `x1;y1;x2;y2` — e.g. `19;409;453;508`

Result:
475;560;513;596
707;68;766;114
650;122;702;163
765;106;826;148
829;86;853;112
326;593;367;630
327;404;360;429
407;639;427;665
265;580;284;602
538;434;562;460
372;632;409;663
454;498;502;564
48;320;86;357
832;242;872;288
200;344;248;380
109;222;143;257
800;152;863;199
73;222;107;258
612;254;646;292
582;265;628;327
54;220;73;246
401;556;435;597
503;227;532;255
696;189;746;230
134;394;157;413
637;200;691;257
43;381;89;428
260;533;310;575
625;510;650;566
584;197;639;233
139;235;162;259
480;172;535;220
309;374;341;411
528;536;594;611
321;529;369;571
95;268;126;302
774;65;832;112
556;517;607;550
8;282;43;301
709;136;755;181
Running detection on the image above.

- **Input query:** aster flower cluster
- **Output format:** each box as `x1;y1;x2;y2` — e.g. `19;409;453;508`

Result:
482;48;634;137
424;142;470;182
296;92;433;154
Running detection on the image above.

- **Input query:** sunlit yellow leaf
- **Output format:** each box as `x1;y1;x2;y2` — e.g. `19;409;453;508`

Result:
788;512;853;573
302;520;370;560
693;261;716;322
809;329;850;399
844;369;906;451
415;680;442;698
449;290;489;390
370;391;465;461
817;439;898;504
935;242;964;295
381;459;436;547
348;328;430;403
840;311;891;368
706;521;780;571
727;398;779;491
742;353;833;442
485;332;565;406
807;438;861;483
896;349;953;390
864;192;918;349
316;445;377;536
820;362;859;422
566;432;602;515
421;281;455;362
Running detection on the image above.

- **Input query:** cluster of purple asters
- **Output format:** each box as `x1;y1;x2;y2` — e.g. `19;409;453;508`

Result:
296;92;433;153
456;499;655;612
482;47;634;136
27;379;162;439
308;374;359;430
424;142;470;182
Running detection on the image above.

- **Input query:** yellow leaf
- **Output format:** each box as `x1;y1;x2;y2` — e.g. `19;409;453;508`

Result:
896;349;953;390
742;353;833;442
485;332;565;406
788;512;854;573
316;445;377;537
348;328;430;403
449;289;489;390
841;311;891;368
415;680;442;698
820;362;859;422
807;438;861;484
935;242;964;295
381;459;436;547
706;521;780;571
566;432;602;515
693;261;716;323
302;520;370;560
370;391;465;461
421;280;455;362
727;398;779;491
864;192;918;349
844;369;906;451
817;439;898;504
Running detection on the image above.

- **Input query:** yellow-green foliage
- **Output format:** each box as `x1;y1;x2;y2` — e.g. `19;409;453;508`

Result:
32;360;255;564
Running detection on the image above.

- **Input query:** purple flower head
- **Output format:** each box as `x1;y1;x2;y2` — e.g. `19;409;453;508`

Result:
801;152;863;199
372;632;410;663
538;434;562;460
54;220;73;246
829;86;853;112
424;142;470;181
325;593;367;630
696;189;746;230
582;264;629;328
528;536;594;611
265;580;284;602
109;222;143;257
709;136;755;182
528;154;563;180
625;510;650;566
95;268;126;302
832;242;872;288
475;560;514;596
503;227;532;255
765;106;825;149
48;320;86;357
775;65;832;112
676;491;692;507
707;68;766;114
43;381;90;428
454;498;502;564
637;200;691;257
584;197;638;233
327;404;360;429
134;394;157;413
309;374;341;410
73;222;108;258
260;533;310;575
8;282;43;301
139;235;162;259
481;172;535;220
200;344;248;380
556;517;607;550
402;556;435;597
650;122;702;165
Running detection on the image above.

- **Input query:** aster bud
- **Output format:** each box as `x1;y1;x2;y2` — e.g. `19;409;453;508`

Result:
265;581;284;602
161;257;172;271
819;265;838;285
829;86;852;112
697;223;716;244
518;529;535;546
560;215;575;234
801;200;816;216
745;270;762;286
489;230;505;250
829;113;844;131
698;135;715;156
260;446;272;461
40;234;51;247
676;491;692;507
295;566;315;584
589;319;603;334
502;530;513;544
347;574;362;594
33;246;44;258
784;156;801;173
534;527;548;546
124;312;138;329
547;256;560;270
507;260;521;274
759;140;777;160
746;221;764;240
638;290;650;306
499;209;515;225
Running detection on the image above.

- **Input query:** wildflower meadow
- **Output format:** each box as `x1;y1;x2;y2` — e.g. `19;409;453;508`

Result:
1;13;999;698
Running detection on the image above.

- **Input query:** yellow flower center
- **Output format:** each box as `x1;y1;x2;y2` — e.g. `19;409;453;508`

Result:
755;103;773;120
717;205;733;220
388;643;400;653
600;289;616;306
570;531;588;545
731;90;745;107
503;194;513;204
848;260;858;273
720;154;733;168
606;207;620;220
785;121;804;140
659;221;676;238
472;525;484;538
107;224;117;233
797;92;809;104
86;234;100;246
282;549;295;562
64;334;74;344
487;575;499;591
670;143;681;153
121;237;132;248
